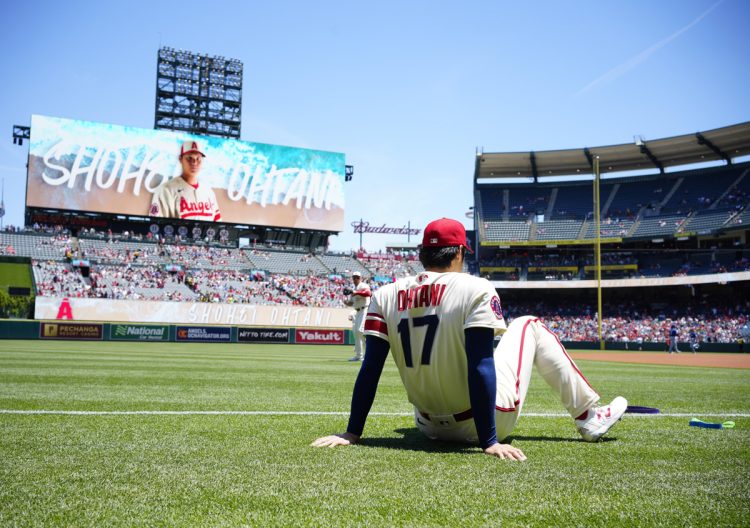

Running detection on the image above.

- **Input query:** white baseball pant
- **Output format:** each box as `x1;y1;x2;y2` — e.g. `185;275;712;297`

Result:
352;309;366;359
415;315;600;444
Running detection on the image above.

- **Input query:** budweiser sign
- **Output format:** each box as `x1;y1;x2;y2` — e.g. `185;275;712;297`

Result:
295;329;345;344
352;220;421;236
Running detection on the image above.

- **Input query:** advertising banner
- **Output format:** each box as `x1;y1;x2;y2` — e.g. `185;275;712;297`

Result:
237;327;291;344
295;329;345;345
27;115;346;231
176;326;232;343
35;297;352;328
40;322;103;340
110;324;170;341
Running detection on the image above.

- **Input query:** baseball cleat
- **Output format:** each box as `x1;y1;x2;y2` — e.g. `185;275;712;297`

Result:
348;356;362;362
575;396;628;442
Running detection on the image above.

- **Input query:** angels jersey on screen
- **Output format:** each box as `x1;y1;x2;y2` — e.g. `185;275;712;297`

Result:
149;177;222;221
363;271;506;416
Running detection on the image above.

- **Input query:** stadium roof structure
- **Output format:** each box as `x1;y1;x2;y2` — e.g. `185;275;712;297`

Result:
475;121;750;181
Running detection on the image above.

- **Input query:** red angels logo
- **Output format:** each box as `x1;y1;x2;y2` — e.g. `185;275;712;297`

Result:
179;197;215;217
56;298;74;320
490;296;503;319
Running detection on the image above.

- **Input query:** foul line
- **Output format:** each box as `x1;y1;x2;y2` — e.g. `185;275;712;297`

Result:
0;410;747;418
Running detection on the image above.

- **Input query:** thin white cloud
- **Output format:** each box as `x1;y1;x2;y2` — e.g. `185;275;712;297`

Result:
577;0;724;96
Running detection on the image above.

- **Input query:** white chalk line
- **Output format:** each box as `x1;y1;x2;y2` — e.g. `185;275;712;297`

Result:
0;410;747;417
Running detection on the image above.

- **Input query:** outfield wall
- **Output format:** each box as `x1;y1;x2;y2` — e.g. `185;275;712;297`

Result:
0;320;353;345
0;320;745;351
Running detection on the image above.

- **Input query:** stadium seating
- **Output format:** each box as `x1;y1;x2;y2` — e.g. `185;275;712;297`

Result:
681;209;737;234
660;166;745;214
605;177;666;219
79;239;171;266
0;233;70;260
316;253;371;277
534;220;584;240
550;183;597;219
478;188;506;220
243;249;329;275
630;214;687;238
482;221;530;241
507;186;551;218
582;218;635;239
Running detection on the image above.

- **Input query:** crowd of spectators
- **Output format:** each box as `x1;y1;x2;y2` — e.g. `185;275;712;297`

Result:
88;265;188;302
165;244;246;268
502;299;748;344
15;221;750;344
357;250;418;280
270;275;348;307
33;260;91;298
596;217;633;237
538;315;744;344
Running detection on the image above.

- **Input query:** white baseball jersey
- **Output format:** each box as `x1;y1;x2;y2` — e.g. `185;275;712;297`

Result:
350;281;371;311
364;271;505;416
149;176;222;221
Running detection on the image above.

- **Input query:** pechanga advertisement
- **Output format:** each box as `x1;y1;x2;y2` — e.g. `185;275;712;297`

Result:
27;115;346;231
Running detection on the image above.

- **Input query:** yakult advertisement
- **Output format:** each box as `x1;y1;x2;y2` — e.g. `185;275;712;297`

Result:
27;115;346;231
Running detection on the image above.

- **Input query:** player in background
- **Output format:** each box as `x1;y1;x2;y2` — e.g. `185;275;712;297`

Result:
312;218;627;460
149;140;222;222
689;329;700;353
668;323;680;354
344;271;371;361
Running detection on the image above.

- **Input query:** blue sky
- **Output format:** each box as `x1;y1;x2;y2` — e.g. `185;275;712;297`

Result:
1;0;748;251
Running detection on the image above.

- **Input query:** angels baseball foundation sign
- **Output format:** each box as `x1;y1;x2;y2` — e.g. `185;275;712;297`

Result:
176;326;231;343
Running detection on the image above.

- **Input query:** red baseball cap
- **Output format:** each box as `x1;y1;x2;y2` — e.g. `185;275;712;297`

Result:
180;140;206;157
422;218;473;253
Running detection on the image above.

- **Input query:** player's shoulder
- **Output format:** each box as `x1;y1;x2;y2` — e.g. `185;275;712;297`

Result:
160;176;182;190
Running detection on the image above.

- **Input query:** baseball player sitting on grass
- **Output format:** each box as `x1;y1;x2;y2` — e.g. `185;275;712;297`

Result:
313;218;627;461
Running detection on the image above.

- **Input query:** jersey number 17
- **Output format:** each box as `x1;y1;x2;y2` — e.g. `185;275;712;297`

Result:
397;315;439;367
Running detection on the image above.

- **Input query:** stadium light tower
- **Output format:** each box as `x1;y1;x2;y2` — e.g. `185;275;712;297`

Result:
154;47;243;139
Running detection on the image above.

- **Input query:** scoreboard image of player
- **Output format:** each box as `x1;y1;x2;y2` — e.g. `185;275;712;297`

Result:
26;115;346;231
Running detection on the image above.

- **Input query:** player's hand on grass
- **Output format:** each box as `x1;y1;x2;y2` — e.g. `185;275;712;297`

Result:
483;442;526;461
311;432;360;448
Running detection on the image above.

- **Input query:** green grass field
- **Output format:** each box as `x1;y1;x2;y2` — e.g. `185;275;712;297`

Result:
1;340;748;527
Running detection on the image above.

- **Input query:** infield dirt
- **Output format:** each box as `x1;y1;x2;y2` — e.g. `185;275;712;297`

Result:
570;351;750;369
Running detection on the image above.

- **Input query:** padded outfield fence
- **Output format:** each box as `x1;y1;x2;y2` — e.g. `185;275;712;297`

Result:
0;320;354;346
0;320;745;352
